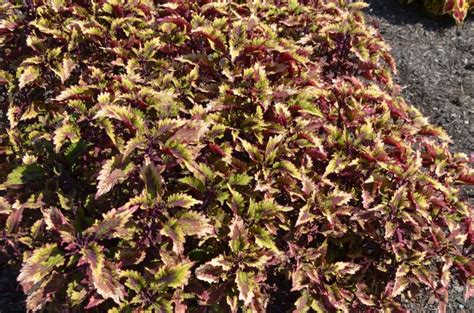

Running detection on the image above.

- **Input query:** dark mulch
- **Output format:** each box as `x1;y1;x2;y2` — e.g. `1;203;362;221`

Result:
364;1;473;312
364;1;474;194
0;1;473;312
0;267;24;313
364;0;473;157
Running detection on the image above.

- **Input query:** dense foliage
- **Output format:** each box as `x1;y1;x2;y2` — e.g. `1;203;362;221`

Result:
0;0;473;312
402;0;473;24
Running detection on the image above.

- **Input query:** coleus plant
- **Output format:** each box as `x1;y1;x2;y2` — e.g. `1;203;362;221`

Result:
401;0;473;24
0;0;472;312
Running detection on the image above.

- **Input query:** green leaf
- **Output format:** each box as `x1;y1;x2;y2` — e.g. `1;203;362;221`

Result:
347;1;370;10
169;120;209;145
310;299;327;313
67;281;87;307
121;270;146;294
51;56;76;83
30;17;63;37
83;207;137;240
54;122;80;153
236;270;257;306
1;164;44;189
390;185;408;209
265;134;285;163
160;220;185;254
139;37;162;59
0;70;13;85
412;267;435;289
64;140;88;164
94;105;146;132
60;56;76;82
288;0;301;11
166;193;202;209
323;152;349;178
327;188;352;207
161;211;212;254
121;135;147;159
18;244;65;290
176;211;213;237
240;139;262;163
0;197;12;214
280;160;302;180
253;227;279;252
153;262;192;289
179;176;205;192
49;0;66;12
228;173;252;186
55;85;89;101
227;184;245;214
330;262;362;277
46;47;62;61
149;299;173;313
248;199;292;221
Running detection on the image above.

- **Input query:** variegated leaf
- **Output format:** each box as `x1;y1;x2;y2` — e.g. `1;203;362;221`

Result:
81;243;125;304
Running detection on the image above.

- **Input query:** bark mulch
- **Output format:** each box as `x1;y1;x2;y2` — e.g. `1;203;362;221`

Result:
364;1;473;312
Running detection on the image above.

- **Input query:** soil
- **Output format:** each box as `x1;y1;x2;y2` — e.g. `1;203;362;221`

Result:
0;267;24;313
364;0;473;157
363;1;474;312
0;1;473;312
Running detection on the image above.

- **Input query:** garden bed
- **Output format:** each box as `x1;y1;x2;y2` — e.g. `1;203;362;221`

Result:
364;1;473;312
0;1;472;312
364;1;473;161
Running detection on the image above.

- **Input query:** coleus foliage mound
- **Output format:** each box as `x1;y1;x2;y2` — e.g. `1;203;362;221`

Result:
401;0;473;24
0;0;473;312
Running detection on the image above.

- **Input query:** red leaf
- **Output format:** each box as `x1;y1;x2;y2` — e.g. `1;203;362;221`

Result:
306;147;328;160
192;31;226;52
458;173;474;185
157;17;191;33
6;207;23;234
443;0;456;12
383;136;406;156
0;21;18;34
84;296;105;310
386;101;408;120
208;143;226;157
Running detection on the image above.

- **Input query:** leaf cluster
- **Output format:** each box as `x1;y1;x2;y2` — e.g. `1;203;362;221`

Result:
0;1;472;312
